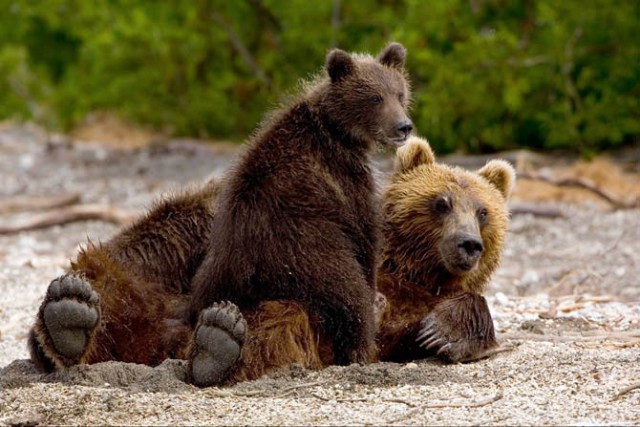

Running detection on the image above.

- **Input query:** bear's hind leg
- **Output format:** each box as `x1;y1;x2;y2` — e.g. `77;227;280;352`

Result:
189;301;247;387
29;274;100;371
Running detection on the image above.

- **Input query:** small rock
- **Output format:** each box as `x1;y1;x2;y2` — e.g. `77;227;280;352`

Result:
495;292;509;306
19;154;35;170
6;414;43;427
520;270;540;286
614;267;626;277
402;362;418;370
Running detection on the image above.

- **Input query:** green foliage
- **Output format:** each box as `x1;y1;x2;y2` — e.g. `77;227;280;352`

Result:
0;0;637;154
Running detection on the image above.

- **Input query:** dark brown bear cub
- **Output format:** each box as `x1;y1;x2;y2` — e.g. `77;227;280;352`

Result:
187;42;412;385
28;43;413;387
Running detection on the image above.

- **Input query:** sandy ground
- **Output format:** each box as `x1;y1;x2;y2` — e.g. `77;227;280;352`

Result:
0;123;639;426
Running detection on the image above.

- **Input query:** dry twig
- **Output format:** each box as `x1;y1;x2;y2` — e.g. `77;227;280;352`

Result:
0;204;136;234
204;388;266;398
0;193;81;214
506;293;621;318
207;380;330;399
310;393;331;402
510;202;566;218
611;382;640;401
468;345;516;361
387;391;504;424
518;171;638;209
310;394;418;407
277;380;329;398
423;390;504;408
382;398;418;407
499;330;640;345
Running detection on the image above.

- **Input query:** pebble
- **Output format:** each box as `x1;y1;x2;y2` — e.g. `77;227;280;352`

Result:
495;292;509;306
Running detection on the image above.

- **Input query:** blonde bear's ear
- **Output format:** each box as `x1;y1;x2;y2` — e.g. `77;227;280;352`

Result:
395;136;436;174
478;159;516;200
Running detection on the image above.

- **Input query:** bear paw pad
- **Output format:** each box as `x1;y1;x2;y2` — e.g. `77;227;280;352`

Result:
190;301;247;387
41;274;100;360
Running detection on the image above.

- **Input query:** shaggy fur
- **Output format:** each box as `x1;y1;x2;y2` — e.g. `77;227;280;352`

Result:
28;43;413;385
28;134;515;384
29;181;218;371
204;135;516;376
210;136;515;372
187;42;412;366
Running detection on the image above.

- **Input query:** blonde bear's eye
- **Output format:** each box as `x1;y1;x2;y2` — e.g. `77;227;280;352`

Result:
434;197;451;214
478;207;489;223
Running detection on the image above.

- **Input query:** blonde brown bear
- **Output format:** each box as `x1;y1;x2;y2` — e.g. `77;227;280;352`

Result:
376;136;515;363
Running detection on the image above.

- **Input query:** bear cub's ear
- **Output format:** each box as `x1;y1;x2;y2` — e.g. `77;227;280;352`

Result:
395;136;436;174
478;160;516;200
326;48;355;83
378;42;406;70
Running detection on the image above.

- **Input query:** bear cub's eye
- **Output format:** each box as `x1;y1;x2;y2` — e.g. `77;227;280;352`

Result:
434;197;451;214
371;94;383;104
478;207;489;222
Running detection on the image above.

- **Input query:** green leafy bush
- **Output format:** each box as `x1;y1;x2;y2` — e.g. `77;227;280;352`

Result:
0;0;637;154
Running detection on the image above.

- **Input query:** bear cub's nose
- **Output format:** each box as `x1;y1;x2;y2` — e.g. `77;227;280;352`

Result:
458;236;484;259
395;120;414;138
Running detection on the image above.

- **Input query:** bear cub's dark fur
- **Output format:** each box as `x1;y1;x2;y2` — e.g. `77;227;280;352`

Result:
188;42;413;366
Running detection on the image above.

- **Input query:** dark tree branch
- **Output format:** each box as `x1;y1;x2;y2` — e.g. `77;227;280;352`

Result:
212;12;271;87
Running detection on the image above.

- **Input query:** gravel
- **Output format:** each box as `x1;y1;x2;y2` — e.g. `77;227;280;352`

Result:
0;123;638;426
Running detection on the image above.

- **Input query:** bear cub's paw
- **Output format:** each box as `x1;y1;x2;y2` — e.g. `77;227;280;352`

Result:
190;301;247;387
40;274;100;361
416;293;499;363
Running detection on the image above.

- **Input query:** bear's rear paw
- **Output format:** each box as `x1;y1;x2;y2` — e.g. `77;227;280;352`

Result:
416;293;498;363
190;301;247;387
37;274;100;365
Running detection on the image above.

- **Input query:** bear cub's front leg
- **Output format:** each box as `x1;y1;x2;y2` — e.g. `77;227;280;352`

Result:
29;274;101;371
416;293;498;363
189;301;247;387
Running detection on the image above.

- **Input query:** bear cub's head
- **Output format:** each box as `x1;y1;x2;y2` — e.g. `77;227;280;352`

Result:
383;136;516;295
321;42;413;148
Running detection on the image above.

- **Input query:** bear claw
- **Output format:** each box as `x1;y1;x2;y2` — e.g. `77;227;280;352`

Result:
190;301;247;387
40;274;100;361
46;274;99;303
416;294;498;363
